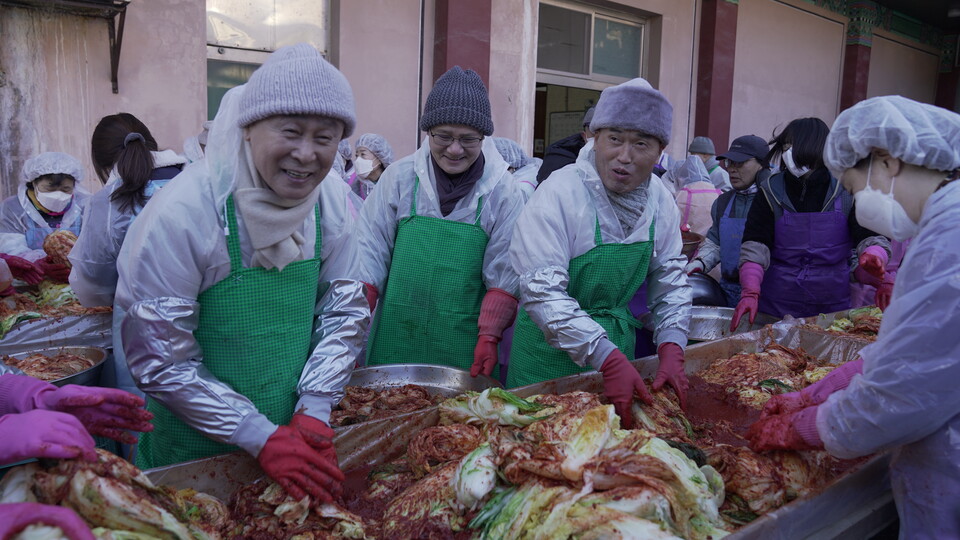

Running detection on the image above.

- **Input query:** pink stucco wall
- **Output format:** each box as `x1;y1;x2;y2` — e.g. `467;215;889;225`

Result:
0;0;206;196
867;33;939;104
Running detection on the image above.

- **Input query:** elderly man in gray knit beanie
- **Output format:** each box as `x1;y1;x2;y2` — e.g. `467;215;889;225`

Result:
507;77;692;429
356;66;524;382
114;43;367;505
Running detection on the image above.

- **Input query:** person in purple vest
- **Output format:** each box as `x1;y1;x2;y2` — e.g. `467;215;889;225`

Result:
730;117;891;328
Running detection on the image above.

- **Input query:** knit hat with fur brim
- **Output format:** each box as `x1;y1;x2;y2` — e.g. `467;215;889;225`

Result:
419;66;493;135
238;43;356;137
590;78;672;145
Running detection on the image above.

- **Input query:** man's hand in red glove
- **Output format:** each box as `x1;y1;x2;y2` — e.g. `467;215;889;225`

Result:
470;289;518;377
746;407;823;452
652;343;688;410
0;503;95;540
37;384;154;444
875;272;894;311
290;413;337;463
0;254;43;284
258;424;345;503
600;349;652;429
730;262;764;331
37;256;70;283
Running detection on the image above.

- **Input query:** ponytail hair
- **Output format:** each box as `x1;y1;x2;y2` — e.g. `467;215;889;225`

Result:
91;112;158;213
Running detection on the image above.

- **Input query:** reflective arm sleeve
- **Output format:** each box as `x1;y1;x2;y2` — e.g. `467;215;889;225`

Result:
481;179;523;296
645;199;692;349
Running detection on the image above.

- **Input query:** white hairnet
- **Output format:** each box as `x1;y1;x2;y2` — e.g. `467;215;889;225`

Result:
356;133;394;168
492;137;532;169
338;139;352;161
21;151;84;184
670;155;711;187
825;95;960;177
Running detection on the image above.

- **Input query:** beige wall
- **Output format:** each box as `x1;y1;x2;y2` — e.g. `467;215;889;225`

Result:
490;0;539;155
729;0;845;142
867;32;939;105
0;0;207;197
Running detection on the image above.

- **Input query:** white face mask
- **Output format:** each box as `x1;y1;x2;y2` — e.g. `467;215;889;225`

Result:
354;157;377;177
853;159;919;241
36;190;73;213
781;148;811;178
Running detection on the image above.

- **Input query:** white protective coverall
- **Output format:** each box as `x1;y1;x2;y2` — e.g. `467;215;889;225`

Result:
114;86;368;457
510;139;691;370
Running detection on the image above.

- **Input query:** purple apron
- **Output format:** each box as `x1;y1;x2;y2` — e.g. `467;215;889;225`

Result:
759;195;851;318
718;195;746;307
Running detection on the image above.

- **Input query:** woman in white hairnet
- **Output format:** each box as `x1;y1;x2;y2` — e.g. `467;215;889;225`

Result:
350;133;394;200
0;152;88;282
670;155;720;237
115;44;367;504
492;136;542;202
746;95;960;538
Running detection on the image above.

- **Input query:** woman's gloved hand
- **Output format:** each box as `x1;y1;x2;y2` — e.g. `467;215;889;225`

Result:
746;406;823;452
875;272;895;311
258;423;345;503
0;502;95;540
730;262;764;331
0;253;44;285
858;246;888;281
37;256;70;283
33;383;154;444
760;358;863;419
599;349;652;429
0;409;97;465
652;343;688;410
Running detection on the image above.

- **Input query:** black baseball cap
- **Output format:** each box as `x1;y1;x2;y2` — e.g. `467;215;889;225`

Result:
718;135;769;163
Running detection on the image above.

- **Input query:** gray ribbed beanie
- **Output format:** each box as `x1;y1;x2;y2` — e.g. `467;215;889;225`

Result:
238;43;356;137
419;66;493;135
590;78;672;145
688;136;715;155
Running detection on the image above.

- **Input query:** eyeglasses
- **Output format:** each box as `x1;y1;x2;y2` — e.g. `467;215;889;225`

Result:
721;158;752;169
429;132;484;148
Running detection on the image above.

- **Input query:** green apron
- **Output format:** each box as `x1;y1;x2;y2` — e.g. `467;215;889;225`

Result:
366;177;488;371
137;196;322;469
507;217;655;388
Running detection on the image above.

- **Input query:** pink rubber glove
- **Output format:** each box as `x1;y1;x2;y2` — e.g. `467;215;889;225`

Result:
760;358;863;419
0;253;44;284
470;289;518;377
652;343;688;410
0;503;95;540
258;423;345;503
746;406;823;452
37;256;70;283
362;282;378;312
0;409;97;465
600;349;652;429
858;246;888;281
876;272;894;311
730;261;764;331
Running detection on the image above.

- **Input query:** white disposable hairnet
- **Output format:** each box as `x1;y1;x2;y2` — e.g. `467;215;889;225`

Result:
356;133;394;168
825;95;960;178
338;139;352;161
21;151;84;185
670;154;711;187
492;137;532;169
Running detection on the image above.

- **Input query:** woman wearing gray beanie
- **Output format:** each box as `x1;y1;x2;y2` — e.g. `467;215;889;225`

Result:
357;66;524;379
113;43;366;504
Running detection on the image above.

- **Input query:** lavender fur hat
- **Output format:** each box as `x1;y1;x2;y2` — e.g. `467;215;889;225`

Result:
238;43;356;137
590;78;673;145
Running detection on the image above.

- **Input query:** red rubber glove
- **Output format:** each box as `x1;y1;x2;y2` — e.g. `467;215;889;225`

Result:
470;289;518;377
362;282;378;312
746;406;823;452
37;256;70;283
0;253;44;284
652;343;688;410
760;358;863;419
0;285;15;296
730;261;764;331
0;409;97;465
599;349;652;429
290;413;338;463
0;503;95;540
258;424;345;503
35;383;154;444
858;246;888;281
875;272;894;311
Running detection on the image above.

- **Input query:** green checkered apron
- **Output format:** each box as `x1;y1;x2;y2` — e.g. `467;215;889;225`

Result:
136;195;321;469
366;177;487;371
506;217;655;388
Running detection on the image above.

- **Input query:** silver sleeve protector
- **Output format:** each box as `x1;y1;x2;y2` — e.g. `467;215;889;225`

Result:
646;246;692;349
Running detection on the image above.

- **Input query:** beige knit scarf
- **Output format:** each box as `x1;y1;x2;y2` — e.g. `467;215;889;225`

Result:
233;140;322;271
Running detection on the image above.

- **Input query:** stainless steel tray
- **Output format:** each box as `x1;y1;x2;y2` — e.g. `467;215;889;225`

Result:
641;305;780;342
3;346;106;387
346;363;501;398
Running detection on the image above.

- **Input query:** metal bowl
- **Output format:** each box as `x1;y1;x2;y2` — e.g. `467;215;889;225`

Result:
641;306;779;342
348;363;501;398
5;346;107;387
688;272;728;307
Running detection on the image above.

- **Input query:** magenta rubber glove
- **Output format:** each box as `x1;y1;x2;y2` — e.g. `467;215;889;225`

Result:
730;261;764;331
0;502;95;540
600;349;652;429
0;375;154;444
0;253;44;285
761;358;863;419
362;282;378;313
746;406;823;452
858;245;888;281
258;423;345;503
0;409;97;465
470;288;518;377
652;342;688;410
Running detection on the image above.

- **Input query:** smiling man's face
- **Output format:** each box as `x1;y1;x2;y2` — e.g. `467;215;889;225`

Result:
593;128;664;193
244;115;344;199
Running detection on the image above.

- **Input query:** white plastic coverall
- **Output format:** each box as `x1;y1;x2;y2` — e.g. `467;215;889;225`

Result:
114;90;368;457
671;155;721;237
0;173;87;263
512;157;542;203
357;137;523;298
510;139;691;370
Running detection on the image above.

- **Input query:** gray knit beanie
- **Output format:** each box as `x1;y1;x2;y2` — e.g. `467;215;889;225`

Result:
419;66;493;135
590;78;672;145
238;43;356;137
688;136;715;155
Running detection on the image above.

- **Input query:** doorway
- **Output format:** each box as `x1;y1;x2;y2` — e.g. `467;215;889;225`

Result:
533;84;601;158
